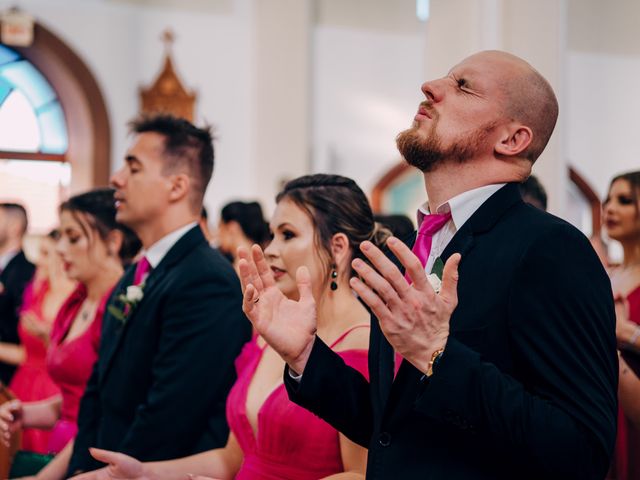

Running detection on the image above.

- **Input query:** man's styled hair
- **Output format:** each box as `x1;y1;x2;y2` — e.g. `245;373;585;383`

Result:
0;203;28;236
129;114;214;212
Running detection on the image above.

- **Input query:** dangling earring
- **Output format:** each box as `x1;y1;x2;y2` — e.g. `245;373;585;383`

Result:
330;267;338;291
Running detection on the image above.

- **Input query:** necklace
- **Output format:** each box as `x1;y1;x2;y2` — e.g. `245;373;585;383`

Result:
78;300;96;322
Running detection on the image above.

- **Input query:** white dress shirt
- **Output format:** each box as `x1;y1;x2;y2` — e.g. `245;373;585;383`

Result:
0;249;19;272
417;183;505;274
142;222;198;269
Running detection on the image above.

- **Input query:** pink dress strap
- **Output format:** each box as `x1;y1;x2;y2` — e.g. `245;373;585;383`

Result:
329;323;370;349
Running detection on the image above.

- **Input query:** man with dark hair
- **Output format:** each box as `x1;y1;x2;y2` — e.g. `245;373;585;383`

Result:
241;51;617;479
519;174;548;211
0;203;34;384
67;114;251;476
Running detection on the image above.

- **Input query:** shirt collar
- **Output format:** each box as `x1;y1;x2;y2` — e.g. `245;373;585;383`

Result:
142;222;198;269
0;249;20;271
417;183;506;230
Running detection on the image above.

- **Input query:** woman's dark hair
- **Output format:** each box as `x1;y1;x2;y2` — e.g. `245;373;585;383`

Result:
60;188;141;265
608;171;640;219
220;201;270;247
276;174;391;278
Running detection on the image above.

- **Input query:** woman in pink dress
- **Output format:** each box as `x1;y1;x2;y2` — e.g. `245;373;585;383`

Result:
603;170;640;480
73;174;391;480
0;189;140;479
2;230;75;453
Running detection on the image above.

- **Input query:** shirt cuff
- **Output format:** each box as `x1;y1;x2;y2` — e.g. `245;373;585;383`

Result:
288;368;303;383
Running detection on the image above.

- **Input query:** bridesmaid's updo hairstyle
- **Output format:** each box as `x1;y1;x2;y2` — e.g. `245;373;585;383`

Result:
60;188;142;265
276;174;391;279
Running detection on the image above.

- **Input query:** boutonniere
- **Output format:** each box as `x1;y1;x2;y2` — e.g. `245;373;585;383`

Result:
427;257;444;294
107;283;145;325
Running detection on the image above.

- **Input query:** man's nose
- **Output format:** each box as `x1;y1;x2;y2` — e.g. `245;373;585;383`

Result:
420;78;445;103
110;167;125;188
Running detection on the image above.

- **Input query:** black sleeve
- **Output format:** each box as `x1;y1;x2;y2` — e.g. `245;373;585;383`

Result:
67;360;102;475
284;337;374;447
414;224;618;480
0;258;34;344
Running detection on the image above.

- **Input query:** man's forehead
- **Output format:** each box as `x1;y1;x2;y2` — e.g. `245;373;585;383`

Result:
450;53;504;75
127;132;165;157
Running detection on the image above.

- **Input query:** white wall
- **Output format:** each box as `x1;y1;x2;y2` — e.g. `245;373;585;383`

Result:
312;25;426;196
566;52;640;200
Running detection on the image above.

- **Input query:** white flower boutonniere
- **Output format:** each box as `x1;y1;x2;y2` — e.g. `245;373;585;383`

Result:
427;273;442;294
428;257;445;294
108;283;146;325
126;285;144;302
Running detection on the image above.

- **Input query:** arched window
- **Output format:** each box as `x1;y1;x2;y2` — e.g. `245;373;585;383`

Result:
0;44;68;156
1;22;110;234
0;43;70;233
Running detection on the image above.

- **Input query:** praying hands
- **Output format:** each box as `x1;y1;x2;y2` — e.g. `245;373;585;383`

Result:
238;238;461;377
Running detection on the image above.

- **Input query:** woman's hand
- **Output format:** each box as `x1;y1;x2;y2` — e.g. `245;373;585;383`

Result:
0;399;23;446
21;312;51;343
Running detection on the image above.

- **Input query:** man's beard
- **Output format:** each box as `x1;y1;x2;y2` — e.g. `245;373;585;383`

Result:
396;120;497;172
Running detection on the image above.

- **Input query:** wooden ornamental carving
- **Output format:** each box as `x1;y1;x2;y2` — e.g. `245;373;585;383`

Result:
140;30;196;122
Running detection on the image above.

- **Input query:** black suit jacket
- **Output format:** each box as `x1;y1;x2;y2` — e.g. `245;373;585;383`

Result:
285;183;617;479
68;227;251;474
0;250;35;384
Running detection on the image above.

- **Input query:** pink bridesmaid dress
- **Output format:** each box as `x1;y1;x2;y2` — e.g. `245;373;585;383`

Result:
612;286;640;480
226;326;369;480
9;279;61;453
45;284;106;453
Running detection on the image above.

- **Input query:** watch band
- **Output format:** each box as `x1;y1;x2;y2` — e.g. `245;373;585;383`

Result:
426;347;444;377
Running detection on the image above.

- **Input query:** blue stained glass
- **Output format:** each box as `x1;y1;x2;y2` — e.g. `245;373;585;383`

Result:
0;78;12;105
0;60;56;110
0;45;20;66
38;102;68;154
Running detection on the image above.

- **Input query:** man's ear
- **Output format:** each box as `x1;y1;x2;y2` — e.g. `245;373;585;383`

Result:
330;233;350;271
495;124;532;157
168;173;190;203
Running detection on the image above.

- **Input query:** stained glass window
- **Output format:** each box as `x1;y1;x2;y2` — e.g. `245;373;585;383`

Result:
0;44;68;155
0;44;69;234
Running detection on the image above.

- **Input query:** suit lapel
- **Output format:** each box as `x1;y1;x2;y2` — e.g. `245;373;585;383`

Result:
374;230;415;412
99;266;135;378
380;184;523;419
99;226;206;382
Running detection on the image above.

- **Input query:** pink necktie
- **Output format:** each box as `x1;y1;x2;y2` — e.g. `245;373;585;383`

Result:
395;211;452;377
133;257;151;285
405;212;451;282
